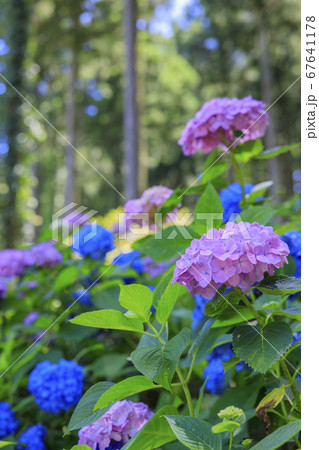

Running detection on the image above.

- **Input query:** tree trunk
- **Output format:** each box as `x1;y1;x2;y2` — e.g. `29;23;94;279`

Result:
258;11;281;197
2;0;28;247
123;0;139;199
64;51;77;206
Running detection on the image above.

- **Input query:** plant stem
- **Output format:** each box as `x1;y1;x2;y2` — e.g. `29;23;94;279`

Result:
229;431;233;450
176;367;195;417
280;359;301;412
234;287;263;326
229;150;247;208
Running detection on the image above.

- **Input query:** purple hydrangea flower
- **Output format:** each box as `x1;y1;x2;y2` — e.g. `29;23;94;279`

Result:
124;186;177;228
178;96;269;156
29;242;63;267
173;222;289;298
0;277;7;299
142;256;174;279
78;400;154;449
23;311;40;325
0;249;33;278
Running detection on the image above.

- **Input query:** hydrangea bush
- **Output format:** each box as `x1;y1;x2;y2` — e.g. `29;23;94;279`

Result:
0;96;300;449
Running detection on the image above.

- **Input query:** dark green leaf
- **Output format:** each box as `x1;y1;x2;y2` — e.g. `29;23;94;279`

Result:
188;318;215;357
256;143;300;160
193;183;223;235
238;206;275;225
257;275;301;296
211;305;256;328
66;382;114;433
233;322;293;373
249;420;301;449
165;415;222;450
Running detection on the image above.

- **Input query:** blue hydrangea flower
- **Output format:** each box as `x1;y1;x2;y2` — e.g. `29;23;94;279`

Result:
72;290;91;306
191;295;209;329
0;402;19;438
293;332;301;345
204;343;245;395
113;251;144;284
109;442;124;450
281;231;301;278
16;424;47;450
220;183;254;222
72;224;114;260
28;359;84;414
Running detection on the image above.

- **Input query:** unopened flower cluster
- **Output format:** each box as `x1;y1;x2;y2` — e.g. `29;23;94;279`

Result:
124;185;176;228
28;359;84;414
173;221;290;298
78;400;154;449
178;96;268;156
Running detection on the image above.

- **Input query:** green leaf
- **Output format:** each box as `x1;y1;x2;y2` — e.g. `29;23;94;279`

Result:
256;143;300;160
66;382;114;433
233;322;293;373
119;284;153;320
211;305;256;328
202;150;228;184
256;385;285;422
0;443;13;449
257;275;301;296
130;328;191;391
271;308;301;321
153;267;175;307
249;420;301;449
165;415;222;450
69;310;144;332
132;226;197;262
234;139;264;163
212;421;240;434
53;265;78;291
193;183;223;235
94;376;156;411
121;405;179;449
195;377;209;417
156;279;187;325
223;355;240;373
188;318;215;357
247;181;273;203
238;206;275;225
254;294;283;311
70;446;92;450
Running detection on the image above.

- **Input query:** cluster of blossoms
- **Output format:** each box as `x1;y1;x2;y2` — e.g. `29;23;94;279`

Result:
78;400;154;449
113;250;144;284
28;359;84;414
0;402;19;438
173;221;290;298
0;243;62;280
123;185;177;228
72;223;114;260
72;289;92;306
204;344;246;395
178;96;269;156
281;230;301;278
220;182;254;222
16;424;47;450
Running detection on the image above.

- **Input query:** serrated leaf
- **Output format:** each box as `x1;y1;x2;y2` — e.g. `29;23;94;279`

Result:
69;309;144;332
66;382;114;433
256;143;300;160
193;183;223;235
132;226;197;262
156;279;187;325
233;322;293;373
212;421;240;434
237;206;275;225
131;328;191;391
165;415;222;450
122;405;178;449
189;318;215;357
257;275;301;296
119;284;153;320
249;420;301;449
94;376;156;411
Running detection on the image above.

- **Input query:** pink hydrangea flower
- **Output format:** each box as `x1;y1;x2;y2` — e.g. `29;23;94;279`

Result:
124;185;177;228
172;222;289;298
78;400;153;449
178;96;269;156
29;242;63;267
0;249;33;278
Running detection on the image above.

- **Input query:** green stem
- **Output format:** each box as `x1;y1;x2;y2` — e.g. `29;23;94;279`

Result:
234;287;263;326
186;349;198;383
229;150;247;208
229;431;233;450
280;359;301;412
176;367;195;417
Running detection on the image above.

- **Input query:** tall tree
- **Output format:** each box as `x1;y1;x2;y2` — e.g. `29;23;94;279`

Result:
2;0;28;247
123;0;139;199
